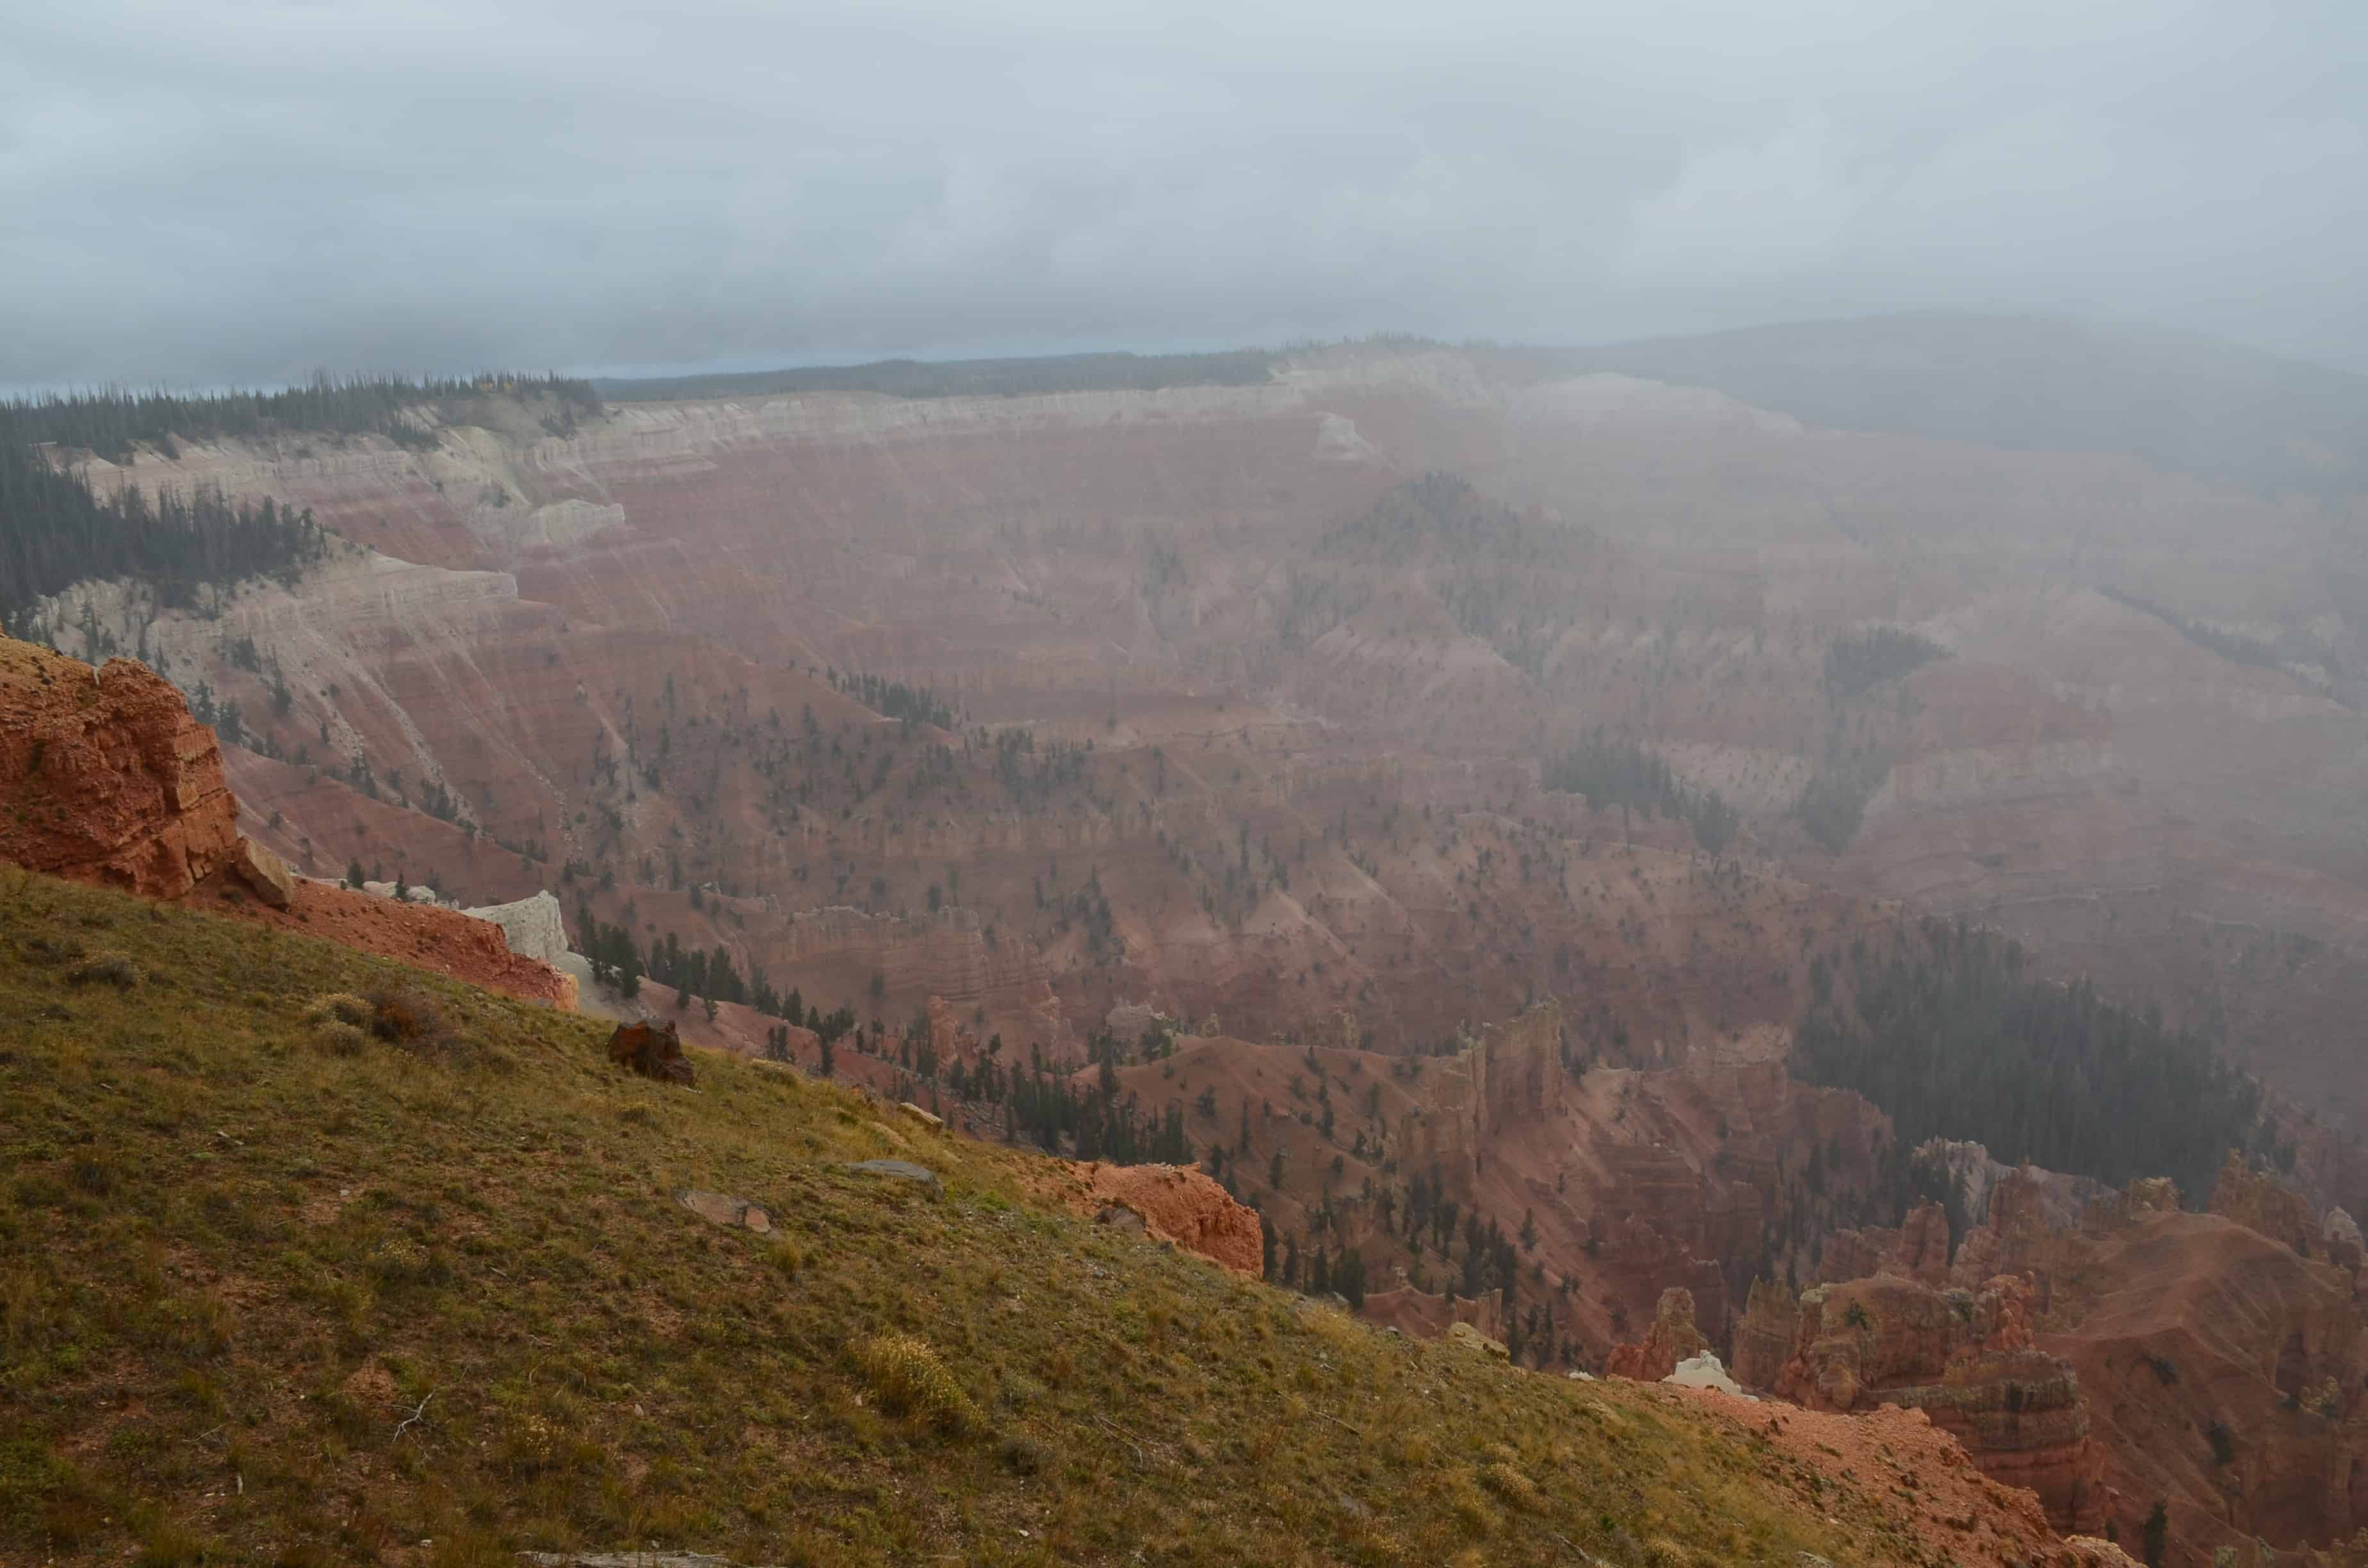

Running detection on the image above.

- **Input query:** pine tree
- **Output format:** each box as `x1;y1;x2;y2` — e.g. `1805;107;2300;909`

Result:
1336;1247;1366;1309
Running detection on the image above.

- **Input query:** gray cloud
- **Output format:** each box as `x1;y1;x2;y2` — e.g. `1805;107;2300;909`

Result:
4;0;2365;387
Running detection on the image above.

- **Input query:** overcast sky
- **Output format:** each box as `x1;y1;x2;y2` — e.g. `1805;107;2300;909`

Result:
4;0;2365;389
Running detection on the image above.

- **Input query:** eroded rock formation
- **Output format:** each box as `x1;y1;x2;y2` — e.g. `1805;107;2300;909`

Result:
1766;1271;2105;1534
1788;1156;2368;1565
1605;1287;1706;1382
0;638;240;897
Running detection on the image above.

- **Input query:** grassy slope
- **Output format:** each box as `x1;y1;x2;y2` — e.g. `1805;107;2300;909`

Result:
3;867;1936;1567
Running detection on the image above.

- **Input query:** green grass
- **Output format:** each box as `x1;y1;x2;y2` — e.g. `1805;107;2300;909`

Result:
0;866;1928;1565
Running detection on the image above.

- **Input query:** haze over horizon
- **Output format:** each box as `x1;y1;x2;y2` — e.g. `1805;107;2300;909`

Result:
6;0;2366;389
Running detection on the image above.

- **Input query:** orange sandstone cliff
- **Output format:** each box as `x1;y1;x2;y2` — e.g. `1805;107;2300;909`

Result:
0;639;241;898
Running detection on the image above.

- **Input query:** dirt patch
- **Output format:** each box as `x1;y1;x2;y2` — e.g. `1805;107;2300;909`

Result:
188;876;576;1009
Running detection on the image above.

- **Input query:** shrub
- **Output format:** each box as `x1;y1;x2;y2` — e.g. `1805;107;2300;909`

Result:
303;993;374;1055
1483;1460;1541;1510
368;987;441;1045
2207;1420;2235;1466
302;993;372;1029
996;1433;1052;1475
854;1333;986;1436
65;952;139;990
366;1239;447;1291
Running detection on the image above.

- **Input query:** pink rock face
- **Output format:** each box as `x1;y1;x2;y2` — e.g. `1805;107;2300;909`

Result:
0;639;241;899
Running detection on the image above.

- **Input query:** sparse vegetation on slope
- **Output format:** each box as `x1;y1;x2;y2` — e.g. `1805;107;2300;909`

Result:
1544;731;1740;853
0;867;1933;1567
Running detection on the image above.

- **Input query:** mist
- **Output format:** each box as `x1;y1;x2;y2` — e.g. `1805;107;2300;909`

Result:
4;0;2364;387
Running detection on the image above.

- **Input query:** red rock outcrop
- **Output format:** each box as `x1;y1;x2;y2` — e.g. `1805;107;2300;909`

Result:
1068;1162;1262;1277
1770;1272;2105;1535
607;1018;693;1084
2010;1202;2368;1565
1818;1199;1956;1289
1402;1000;1568;1176
1731;1276;1802;1392
0;639;240;898
0;636;576;1010
1605;1286;1706;1382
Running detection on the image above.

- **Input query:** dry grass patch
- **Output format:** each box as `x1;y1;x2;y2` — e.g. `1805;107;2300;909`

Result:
854;1333;989;1436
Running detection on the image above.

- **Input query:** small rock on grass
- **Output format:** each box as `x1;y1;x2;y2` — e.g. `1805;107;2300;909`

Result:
844;1158;942;1193
676;1189;773;1233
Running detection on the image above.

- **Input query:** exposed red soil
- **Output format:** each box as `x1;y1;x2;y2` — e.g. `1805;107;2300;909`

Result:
184;874;577;1009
